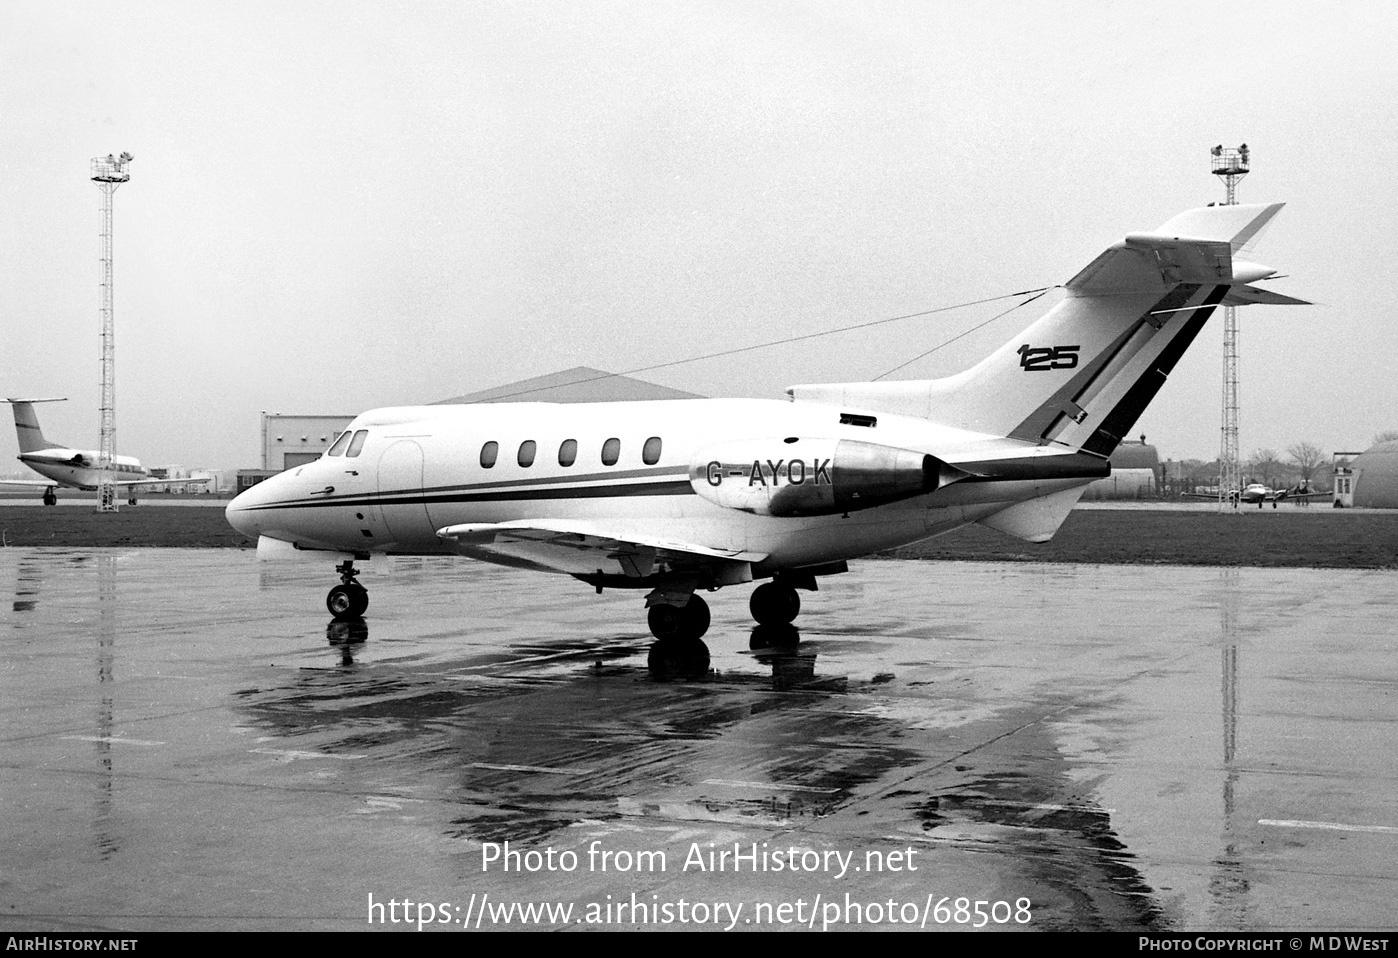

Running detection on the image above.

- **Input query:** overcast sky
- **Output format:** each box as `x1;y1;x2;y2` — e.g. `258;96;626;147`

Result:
3;1;1395;473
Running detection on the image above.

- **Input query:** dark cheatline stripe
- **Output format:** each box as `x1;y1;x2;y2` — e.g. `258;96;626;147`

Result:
416;464;679;496
253;465;685;511
242;478;695;512
1079;284;1227;458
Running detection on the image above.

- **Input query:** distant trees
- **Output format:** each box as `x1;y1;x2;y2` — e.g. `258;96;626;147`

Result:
1374;430;1398;445
1287;441;1327;490
1248;448;1284;487
1159;439;1347;498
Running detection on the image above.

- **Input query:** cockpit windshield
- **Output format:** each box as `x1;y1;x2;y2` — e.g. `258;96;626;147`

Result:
326;431;353;456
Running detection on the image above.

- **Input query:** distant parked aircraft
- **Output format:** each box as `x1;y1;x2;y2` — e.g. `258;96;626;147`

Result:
2;398;205;505
1191;482;1328;509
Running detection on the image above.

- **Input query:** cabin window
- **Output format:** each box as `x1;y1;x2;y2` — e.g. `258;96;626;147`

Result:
480;441;498;468
345;430;369;457
839;412;877;428
558;439;577;467
518;440;537;467
642;436;662;465
601;437;621;466
326;431;352;457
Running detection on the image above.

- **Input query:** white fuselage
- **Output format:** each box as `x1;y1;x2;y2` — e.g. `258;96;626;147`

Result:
17;448;146;491
225;397;1093;573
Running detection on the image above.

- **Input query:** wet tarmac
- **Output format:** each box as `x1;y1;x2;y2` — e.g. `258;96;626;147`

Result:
2;548;1395;932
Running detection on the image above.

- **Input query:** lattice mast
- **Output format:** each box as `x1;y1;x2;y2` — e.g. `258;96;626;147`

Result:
90;153;132;513
1211;144;1248;511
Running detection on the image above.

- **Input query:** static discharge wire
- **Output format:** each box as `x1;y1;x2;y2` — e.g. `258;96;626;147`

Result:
871;287;1053;381
474;285;1059;404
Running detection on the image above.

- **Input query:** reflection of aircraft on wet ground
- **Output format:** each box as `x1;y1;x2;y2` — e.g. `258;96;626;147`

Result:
2;399;207;504
1189;482;1328;509
227;201;1306;648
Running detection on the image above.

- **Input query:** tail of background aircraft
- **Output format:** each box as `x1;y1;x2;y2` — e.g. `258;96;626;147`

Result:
789;203;1307;456
5;399;67;454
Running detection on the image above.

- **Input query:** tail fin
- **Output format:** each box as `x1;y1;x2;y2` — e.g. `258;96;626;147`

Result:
5;399;67;454
789;203;1306;456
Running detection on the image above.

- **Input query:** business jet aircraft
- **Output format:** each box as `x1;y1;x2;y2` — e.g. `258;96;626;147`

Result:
226;202;1307;643
3;399;205;504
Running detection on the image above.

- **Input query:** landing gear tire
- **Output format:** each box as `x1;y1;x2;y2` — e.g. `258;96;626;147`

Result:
42;489;57;506
327;582;368;619
647;593;710;641
750;581;800;625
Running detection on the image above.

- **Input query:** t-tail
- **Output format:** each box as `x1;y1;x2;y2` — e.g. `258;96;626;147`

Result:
5;398;68;455
789;203;1307;457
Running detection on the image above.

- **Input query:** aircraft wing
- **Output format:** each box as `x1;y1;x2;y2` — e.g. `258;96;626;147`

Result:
0;477;212;489
1275;489;1329;501
436;520;767;580
114;477;213;488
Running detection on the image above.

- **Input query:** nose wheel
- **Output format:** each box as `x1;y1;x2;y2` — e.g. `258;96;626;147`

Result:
327;560;369;619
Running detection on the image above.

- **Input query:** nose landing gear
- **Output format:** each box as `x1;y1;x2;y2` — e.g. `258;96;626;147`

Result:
327;560;368;619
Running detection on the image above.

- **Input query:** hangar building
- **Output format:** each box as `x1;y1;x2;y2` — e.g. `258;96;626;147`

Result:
1346;440;1398;508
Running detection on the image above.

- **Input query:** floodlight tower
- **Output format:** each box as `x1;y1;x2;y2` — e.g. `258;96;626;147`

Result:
90;152;132;513
1211;144;1248;511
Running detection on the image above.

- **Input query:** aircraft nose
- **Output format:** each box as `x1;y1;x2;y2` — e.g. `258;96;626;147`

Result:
225;480;272;540
225;493;256;540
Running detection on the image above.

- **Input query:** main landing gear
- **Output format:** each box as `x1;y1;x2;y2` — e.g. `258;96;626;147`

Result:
646;593;710;641
327;560;368;619
645;593;711;680
42;487;57;506
749;580;801;626
643;578;806;641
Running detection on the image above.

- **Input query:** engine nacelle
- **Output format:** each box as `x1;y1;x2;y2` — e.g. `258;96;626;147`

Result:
689;438;965;517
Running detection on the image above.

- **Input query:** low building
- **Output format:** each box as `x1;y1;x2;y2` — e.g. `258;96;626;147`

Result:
262;414;357;471
252;368;698;476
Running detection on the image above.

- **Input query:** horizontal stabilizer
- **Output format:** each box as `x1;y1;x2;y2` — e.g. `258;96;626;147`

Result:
1067;203;1286;297
1152;203;1283;253
1220;285;1312;307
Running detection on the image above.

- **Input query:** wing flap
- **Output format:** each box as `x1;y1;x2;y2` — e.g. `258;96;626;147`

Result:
436;520;766;579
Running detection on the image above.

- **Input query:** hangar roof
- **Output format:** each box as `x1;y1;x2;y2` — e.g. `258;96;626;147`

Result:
1107;440;1160;471
433;367;701;405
